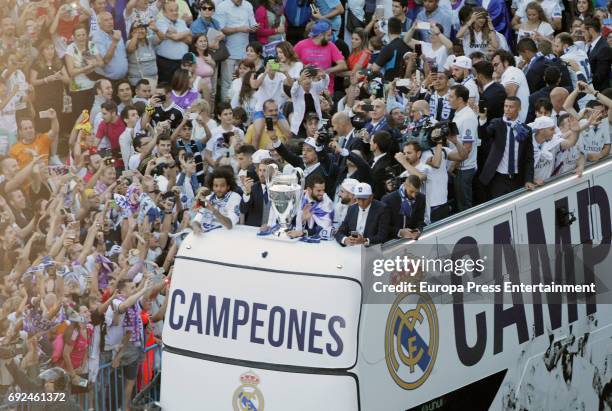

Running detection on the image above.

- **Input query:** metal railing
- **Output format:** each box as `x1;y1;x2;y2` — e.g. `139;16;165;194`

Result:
1;344;161;411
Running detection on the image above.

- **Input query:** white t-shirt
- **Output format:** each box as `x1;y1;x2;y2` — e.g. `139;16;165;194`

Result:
418;42;449;72
501;66;530;122
450;106;479;170
254;72;287;111
581;121;611;159
205;125;245;163
515;0;562;22
193;118;218;142
462;30;509;57
517;22;555;41
128;152;143;170
421;147;450;208
462;77;480;104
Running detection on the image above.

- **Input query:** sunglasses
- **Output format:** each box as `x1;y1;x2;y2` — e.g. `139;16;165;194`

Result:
201;6;214;10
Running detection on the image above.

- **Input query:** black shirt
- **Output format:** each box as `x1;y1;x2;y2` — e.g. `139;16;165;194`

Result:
153;104;184;130
375;37;411;81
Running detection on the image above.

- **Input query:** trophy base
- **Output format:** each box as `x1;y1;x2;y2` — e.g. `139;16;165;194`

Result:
260;229;301;242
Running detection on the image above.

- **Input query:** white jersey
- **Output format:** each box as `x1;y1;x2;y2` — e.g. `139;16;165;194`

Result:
501;66;530;122
561;46;592;84
581;120;611;159
205;125;245;163
421;148;450;209
555;134;585;176
462;30;509;57
534;133;564;182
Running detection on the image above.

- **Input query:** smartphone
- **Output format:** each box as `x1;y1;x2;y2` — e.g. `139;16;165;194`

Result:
449;122;459;136
414;43;422;57
156;94;166;102
39;110;51;119
265;116;274;131
396;78;411;87
268;60;280;71
350;231;359;238
188;112;198;120
362;103;374;112
416;21;431;31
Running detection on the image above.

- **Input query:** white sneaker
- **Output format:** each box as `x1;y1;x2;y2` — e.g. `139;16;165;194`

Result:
48;155;63;165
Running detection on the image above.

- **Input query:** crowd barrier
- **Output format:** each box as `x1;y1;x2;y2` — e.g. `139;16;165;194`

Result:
0;344;161;411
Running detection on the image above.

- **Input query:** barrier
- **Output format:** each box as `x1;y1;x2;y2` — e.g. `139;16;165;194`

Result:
0;344;161;411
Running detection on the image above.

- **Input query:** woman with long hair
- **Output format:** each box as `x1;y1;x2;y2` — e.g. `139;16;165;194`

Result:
30;40;70;133
126;22;160;89
575;0;595;21
64;24;103;126
170;68;201;111
346;28;371;73
404;22;455;72
514;2;554;42
245;41;265;72
227;59;255;104
255;0;286;44
275;41;303;80
232;71;257;122
192;34;216;105
456;7;505;57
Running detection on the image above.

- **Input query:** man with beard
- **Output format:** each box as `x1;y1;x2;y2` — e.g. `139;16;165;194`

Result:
333;178;358;230
294;20;347;94
428;71;454;123
450;56;479;107
289;174;334;239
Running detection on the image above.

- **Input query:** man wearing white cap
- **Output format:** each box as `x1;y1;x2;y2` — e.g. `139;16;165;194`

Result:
450;55;479;106
333;178;358;229
531;115;580;184
335;182;391;246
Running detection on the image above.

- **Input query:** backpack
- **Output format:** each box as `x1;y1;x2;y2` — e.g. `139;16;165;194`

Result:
285;0;311;27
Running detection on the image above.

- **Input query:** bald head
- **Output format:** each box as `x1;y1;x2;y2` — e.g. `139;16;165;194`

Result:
411;100;430;121
331;112;353;136
97;11;113;32
550;87;569;111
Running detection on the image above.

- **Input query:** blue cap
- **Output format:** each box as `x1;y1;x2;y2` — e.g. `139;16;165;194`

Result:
309;20;332;37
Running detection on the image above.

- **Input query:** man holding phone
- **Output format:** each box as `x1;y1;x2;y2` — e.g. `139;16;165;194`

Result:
414;0;452;43
382;174;426;239
335;182;391;246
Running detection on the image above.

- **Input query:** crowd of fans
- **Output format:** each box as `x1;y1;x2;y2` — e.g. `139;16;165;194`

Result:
0;0;611;408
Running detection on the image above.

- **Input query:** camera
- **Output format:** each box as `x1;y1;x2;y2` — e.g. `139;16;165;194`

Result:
351;116;367;131
104;157;115;166
222;131;234;145
427;121;458;146
316;127;333;146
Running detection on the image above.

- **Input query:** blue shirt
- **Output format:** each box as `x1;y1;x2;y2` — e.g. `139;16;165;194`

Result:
216;0;256;60
315;0;342;34
191;16;221;36
155;16;190;60
91;30;128;80
415;7;452;42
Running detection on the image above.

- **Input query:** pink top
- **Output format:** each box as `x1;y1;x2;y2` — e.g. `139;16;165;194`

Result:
254;5;285;45
293;38;344;93
195;55;214;91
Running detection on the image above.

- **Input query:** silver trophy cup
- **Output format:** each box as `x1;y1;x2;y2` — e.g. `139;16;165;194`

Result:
265;164;305;240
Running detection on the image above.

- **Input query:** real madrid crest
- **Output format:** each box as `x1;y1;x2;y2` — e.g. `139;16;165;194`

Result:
232;370;265;411
385;292;438;390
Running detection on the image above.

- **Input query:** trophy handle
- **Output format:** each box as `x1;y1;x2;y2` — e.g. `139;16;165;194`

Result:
264;163;279;187
293;168;305;220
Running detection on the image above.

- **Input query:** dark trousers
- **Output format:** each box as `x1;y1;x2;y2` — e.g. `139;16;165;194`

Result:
488;172;522;200
454;168;476;212
430;203;450;223
156;55;181;84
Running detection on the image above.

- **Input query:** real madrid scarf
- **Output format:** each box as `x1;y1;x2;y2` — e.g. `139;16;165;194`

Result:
300;195;334;239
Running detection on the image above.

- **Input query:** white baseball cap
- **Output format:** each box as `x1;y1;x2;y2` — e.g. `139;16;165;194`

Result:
341;178;359;194
353;182;373;199
452;56;472;70
529;116;555;130
252;149;271;164
304;137;319;150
